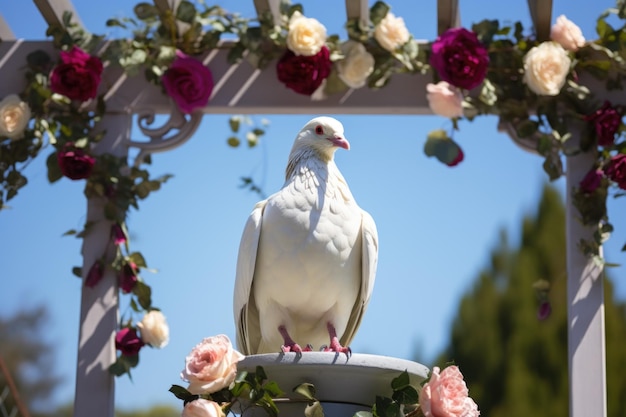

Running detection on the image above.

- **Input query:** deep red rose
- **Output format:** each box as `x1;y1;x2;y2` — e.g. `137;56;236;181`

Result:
57;143;95;180
537;301;552;321
85;260;104;288
579;168;603;194
585;101;622;147
430;28;489;90
276;46;332;96
111;223;127;245
50;46;103;101
447;147;464;167
604;153;626;190
162;50;214;114
119;262;138;294
115;327;144;356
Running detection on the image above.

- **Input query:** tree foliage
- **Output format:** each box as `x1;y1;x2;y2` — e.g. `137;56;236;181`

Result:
436;185;626;417
0;306;62;417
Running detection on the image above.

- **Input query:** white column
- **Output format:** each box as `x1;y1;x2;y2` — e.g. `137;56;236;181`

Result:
565;132;607;417
74;114;131;417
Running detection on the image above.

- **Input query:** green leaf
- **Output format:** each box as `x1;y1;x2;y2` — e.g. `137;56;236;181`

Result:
46;152;63;183
72;267;82;278
391;386;418;405
621;243;626;252
176;0;197;24
169;385;197;402
26;50;51;69
134;3;158;20
293;382;316;400
305;401;324;417
133;281;152;310
390;371;410;391
63;229;77;236
128;252;148;268
228;136;241;147
424;130;462;166
254;366;268;382
109;358;128;376
263;381;283;397
370;2;390;26
354;412;373;417
229;116;241;133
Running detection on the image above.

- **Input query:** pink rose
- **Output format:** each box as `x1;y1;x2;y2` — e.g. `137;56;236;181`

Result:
419;366;479;417
85;260;104;288
50;46;103;101
181;334;245;395
115;327;144;357
426;82;464;118
182;399;225;417
430;28;489;90
551;15;585;52
57;143;96;180
604;153;626;190
276;46;332;96
118;262;138;294
162;51;214;114
585;101;622;147
579;168;603;194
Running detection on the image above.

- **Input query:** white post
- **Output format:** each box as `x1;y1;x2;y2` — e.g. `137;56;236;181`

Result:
565;132;607;417
74;114;131;417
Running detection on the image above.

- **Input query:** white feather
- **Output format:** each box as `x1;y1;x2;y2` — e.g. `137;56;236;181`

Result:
233;117;378;354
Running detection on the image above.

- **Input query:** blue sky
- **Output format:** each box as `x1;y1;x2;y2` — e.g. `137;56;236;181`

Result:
1;0;624;412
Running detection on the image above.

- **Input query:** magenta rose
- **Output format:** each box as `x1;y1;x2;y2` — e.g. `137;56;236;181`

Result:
276;46;332;96
579;168;603;194
115;327;144;356
537;300;552;321
585;101;622;147
604;153;626;190
85;260;104;288
50;46;103;101
162;51;214;114
57;143;96;180
430;28;489;90
119;262;139;294
111;223;127;245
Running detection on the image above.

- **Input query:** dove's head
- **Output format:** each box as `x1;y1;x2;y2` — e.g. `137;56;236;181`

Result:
290;117;350;161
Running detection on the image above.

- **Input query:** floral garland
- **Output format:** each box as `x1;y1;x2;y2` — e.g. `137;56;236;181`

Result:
168;335;480;417
1;1;625;377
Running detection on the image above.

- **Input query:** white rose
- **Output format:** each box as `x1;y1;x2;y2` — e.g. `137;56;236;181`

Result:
374;12;410;52
523;42;571;96
137;310;169;348
426;81;464;118
182;399;225;417
0;94;31;140
337;41;375;89
286;11;327;56
551;15;585;52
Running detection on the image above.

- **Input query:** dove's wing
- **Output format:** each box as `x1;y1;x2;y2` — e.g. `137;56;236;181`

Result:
233;199;267;355
340;209;379;348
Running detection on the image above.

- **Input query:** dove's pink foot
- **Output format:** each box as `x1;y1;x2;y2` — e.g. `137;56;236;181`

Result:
322;322;351;356
278;325;312;353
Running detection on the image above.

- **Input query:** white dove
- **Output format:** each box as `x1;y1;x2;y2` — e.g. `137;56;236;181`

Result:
233;116;378;355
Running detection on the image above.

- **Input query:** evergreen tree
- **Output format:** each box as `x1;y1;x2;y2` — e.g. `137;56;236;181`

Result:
436;185;626;417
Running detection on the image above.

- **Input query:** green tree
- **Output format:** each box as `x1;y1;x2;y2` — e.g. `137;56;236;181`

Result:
0;306;62;417
436;185;626;417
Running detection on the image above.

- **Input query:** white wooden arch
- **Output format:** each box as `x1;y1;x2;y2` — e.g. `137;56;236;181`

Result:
0;1;610;417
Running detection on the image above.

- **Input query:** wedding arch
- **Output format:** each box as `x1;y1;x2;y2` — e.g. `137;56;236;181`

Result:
0;1;622;416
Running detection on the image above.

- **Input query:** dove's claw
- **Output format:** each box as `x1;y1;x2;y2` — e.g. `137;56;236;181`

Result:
325;322;352;356
320;345;328;351
281;343;303;353
304;344;314;352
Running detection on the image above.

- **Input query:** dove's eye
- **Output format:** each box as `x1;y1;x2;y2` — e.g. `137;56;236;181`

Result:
314;125;324;135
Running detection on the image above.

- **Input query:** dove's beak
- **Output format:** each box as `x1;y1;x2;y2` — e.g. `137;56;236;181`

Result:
328;135;350;150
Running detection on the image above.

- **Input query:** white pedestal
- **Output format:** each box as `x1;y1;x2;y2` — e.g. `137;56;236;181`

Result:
238;353;429;417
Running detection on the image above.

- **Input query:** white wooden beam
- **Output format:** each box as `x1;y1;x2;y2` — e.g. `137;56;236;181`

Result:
527;0;553;41
32;0;83;28
345;0;369;27
565;128;607;417
0;13;15;41
73;114;131;417
437;0;460;35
